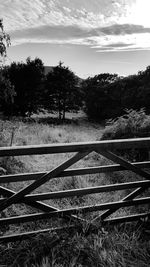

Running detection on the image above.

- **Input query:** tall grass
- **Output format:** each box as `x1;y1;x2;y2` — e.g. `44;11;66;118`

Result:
0;221;149;267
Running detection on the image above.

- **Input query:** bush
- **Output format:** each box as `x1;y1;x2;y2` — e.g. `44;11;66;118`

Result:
101;109;150;161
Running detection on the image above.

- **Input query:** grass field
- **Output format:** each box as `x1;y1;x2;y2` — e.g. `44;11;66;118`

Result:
0;112;150;266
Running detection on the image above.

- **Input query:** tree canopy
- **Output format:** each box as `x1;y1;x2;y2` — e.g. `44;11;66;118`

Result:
83;68;150;122
0;19;15;114
44;62;83;119
0;19;10;61
82;73;119;121
6;57;45;116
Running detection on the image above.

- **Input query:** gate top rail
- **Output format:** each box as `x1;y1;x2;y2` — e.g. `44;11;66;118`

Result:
0;137;150;157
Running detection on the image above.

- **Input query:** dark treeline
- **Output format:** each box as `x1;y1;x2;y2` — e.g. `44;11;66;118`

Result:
82;69;150;121
0;59;83;119
1;55;150;121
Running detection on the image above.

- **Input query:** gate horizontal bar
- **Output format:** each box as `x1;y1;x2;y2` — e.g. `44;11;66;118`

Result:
103;212;150;224
0;196;149;226
0;225;75;243
1;161;150;183
0;137;150;157
0;212;149;243
0;180;150;202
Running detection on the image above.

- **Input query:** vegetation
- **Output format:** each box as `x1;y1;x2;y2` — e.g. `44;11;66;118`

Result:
102;108;150;140
82;73;119;121
0;19;15;115
0;69;15;115
44;61;83;120
0;221;149;267
101;109;150;161
3;57;45;116
83;68;150;122
0;60;83;119
0;19;10;60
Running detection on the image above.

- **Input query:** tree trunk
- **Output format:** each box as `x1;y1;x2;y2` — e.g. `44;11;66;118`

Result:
59;110;62;120
58;98;62;120
63;99;66;120
63;110;65;120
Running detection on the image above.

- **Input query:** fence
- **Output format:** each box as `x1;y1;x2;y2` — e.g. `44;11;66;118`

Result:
0;137;150;242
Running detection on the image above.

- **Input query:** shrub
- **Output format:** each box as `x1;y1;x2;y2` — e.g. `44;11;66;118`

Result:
101;109;150;161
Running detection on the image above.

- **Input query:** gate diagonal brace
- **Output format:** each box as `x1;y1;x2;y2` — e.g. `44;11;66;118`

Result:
0;150;91;223
0;185;61;212
92;149;150;222
0;185;86;224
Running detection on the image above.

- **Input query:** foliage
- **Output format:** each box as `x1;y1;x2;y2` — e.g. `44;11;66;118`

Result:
0;222;149;267
0;67;16;115
101;109;149;140
101;109;150;161
83;67;150;122
6;57;45;116
0;19;10;61
44;62;83;120
82;73;119;121
0;20;14;114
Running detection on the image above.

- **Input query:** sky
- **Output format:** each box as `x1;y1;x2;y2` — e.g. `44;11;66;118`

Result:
1;0;150;78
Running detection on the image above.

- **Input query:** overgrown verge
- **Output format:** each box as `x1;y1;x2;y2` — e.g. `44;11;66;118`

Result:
101;108;150;162
102;109;150;140
0;220;150;267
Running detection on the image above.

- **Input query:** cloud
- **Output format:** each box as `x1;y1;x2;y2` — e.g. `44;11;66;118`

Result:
102;43;134;48
96;24;150;35
0;0;137;32
11;23;150;40
1;0;150;52
11;25;91;40
10;23;150;53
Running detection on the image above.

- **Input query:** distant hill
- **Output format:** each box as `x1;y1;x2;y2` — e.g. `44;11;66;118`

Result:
44;66;54;75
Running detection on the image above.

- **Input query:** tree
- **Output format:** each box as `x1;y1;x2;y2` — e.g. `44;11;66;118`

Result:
83;68;150;122
0;19;10;61
7;57;45;116
83;73;118;121
0;67;15;115
0;19;15;115
44;62;82;120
